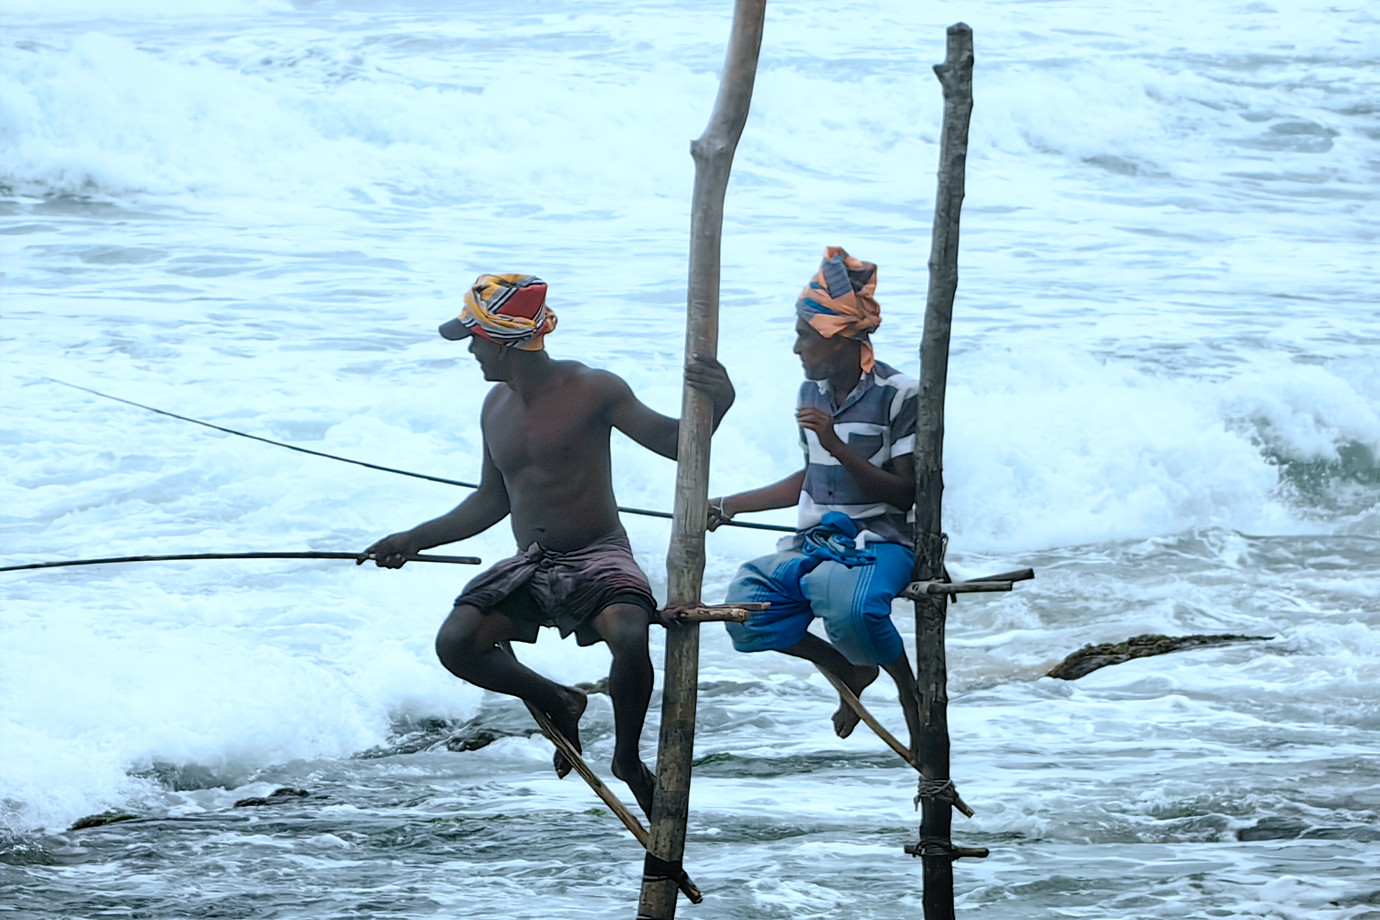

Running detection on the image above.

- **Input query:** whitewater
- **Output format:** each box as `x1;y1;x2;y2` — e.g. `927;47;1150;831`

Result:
2;1;1377;918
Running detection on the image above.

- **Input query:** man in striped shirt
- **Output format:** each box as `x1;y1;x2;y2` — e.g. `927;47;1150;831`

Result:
709;249;921;754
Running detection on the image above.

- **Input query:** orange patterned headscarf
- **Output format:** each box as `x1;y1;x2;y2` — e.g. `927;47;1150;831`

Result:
795;247;880;372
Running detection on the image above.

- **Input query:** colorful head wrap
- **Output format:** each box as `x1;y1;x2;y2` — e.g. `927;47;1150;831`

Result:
795;247;881;372
438;273;558;351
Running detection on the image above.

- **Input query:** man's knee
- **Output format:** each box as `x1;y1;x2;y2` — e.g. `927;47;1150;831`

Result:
435;604;491;671
818;605;902;667
724;555;789;604
593;603;651;656
723;563;761;603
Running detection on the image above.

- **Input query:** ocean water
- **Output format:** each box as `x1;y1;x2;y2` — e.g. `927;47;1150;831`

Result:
2;1;1377;918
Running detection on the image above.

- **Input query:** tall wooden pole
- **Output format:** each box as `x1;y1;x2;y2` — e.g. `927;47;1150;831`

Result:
912;23;974;920
638;2;767;918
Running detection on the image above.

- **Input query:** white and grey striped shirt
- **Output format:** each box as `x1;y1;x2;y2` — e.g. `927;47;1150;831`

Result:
795;359;918;548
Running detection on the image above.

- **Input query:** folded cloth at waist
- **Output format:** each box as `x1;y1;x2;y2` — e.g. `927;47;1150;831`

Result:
799;511;892;566
453;531;657;646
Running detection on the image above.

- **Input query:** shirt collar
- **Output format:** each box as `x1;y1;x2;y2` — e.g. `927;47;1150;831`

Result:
814;368;875;413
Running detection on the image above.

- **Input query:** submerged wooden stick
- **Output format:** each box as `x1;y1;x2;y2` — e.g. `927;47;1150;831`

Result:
640;2;766;918
0;551;481;573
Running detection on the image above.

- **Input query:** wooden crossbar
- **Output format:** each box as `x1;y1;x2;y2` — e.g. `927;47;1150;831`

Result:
662;602;768;624
902;567;1034;600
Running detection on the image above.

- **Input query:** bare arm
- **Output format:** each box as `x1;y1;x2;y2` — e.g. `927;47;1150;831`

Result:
361;443;510;567
720;469;804;516
707;469;804;530
607;355;735;460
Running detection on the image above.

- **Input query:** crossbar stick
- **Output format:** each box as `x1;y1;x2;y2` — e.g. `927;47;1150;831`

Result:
969;568;1034;584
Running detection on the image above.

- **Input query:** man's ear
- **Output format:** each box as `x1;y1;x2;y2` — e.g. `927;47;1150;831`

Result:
836;335;864;366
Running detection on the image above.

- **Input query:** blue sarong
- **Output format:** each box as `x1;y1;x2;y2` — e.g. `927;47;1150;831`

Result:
724;514;913;665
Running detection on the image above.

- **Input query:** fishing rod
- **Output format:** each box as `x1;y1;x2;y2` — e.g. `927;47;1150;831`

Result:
0;552;481;574
46;377;796;534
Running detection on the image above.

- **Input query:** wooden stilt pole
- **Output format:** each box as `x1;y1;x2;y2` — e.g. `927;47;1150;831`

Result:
910;23;977;920
638;2;766;917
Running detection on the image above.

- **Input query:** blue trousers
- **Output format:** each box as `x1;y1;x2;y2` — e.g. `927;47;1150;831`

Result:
723;542;913;666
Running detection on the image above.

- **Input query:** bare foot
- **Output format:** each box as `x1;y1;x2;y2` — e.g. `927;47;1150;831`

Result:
612;758;657;818
545;686;588;778
831;663;879;738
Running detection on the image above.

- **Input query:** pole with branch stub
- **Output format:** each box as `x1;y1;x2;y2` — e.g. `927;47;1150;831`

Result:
638;1;767;917
911;22;978;920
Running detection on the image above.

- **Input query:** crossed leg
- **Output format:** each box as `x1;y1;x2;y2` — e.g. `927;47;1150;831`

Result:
434;601;657;818
434;603;589;776
779;632;879;738
781;633;922;759
589;602;656;818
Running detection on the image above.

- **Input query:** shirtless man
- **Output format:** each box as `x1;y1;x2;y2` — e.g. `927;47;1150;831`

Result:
363;273;734;816
707;248;922;758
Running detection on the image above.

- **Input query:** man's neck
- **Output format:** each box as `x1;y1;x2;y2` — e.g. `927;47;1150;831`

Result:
505;350;556;403
825;364;863;407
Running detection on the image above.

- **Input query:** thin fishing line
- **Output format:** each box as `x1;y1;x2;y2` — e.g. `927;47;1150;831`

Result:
47;378;482;489
45;377;796;533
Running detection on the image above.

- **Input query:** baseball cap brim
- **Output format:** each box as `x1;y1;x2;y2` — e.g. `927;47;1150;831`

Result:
438;317;473;341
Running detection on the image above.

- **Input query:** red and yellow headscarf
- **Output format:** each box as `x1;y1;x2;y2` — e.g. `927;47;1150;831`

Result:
439;273;558;351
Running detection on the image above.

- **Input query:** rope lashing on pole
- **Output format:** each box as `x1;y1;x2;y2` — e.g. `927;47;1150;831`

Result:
0;552;481;574
913;778;974;820
44;377;794;534
918;532;949;573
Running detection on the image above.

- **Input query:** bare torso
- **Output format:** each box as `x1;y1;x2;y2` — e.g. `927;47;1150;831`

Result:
482;360;627;551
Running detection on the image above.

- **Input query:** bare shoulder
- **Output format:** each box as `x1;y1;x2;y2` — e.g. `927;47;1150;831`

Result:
553;360;633;401
479;383;506;409
478;383;513;422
